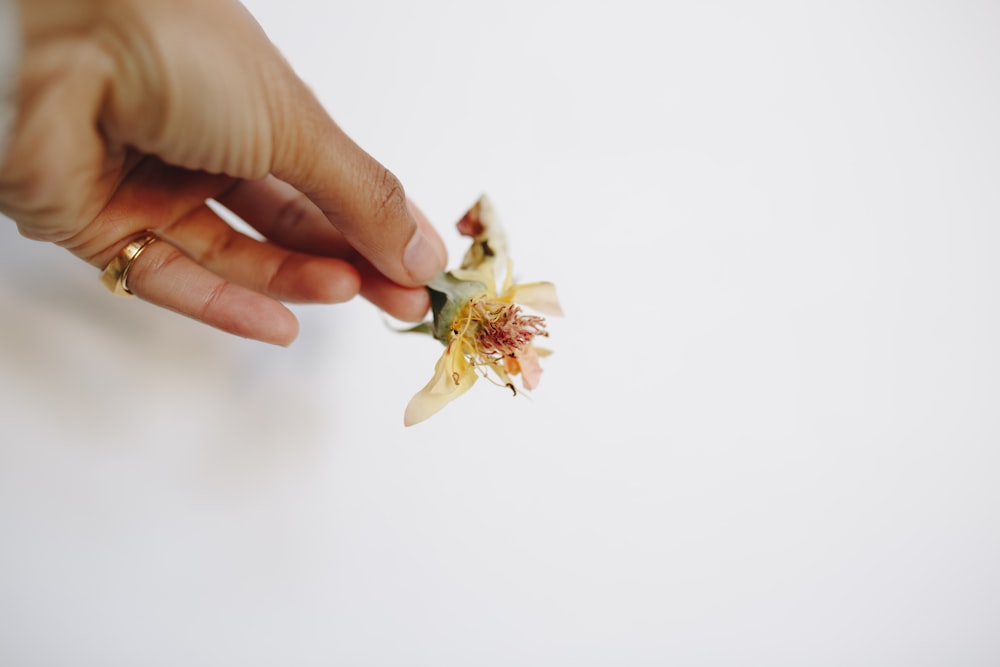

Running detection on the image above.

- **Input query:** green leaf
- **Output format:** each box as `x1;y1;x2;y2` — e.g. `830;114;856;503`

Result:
426;272;486;344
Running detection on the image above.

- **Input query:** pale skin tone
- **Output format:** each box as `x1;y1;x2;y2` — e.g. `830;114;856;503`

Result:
0;0;448;345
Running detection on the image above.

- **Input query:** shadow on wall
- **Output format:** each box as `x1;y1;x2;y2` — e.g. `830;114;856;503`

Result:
0;216;340;484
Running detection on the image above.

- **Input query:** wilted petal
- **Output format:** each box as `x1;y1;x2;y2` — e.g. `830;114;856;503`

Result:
459;195;508;270
404;349;478;426
510;282;563;316
518;345;544;391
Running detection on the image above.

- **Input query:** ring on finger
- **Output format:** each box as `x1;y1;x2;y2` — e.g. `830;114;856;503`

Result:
99;232;159;296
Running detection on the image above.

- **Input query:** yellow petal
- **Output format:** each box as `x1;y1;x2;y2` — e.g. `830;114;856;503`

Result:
404;348;478;426
449;266;496;295
509;282;563;316
500;257;521;296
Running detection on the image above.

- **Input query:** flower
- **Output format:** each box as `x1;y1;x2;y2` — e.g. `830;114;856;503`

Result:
404;196;562;426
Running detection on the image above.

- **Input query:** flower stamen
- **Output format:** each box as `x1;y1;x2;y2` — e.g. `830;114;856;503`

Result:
445;297;549;389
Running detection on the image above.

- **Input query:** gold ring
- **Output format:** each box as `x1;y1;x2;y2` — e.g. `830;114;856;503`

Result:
99;233;159;296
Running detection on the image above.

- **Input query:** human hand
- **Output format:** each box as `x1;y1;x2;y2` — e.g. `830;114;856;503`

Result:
0;0;447;345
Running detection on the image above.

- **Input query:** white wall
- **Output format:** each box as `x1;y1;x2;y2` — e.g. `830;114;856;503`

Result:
2;1;999;664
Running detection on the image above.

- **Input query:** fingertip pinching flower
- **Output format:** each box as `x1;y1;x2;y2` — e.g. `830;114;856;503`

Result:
403;195;562;426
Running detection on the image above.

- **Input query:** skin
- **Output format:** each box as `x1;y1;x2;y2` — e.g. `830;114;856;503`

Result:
0;0;448;345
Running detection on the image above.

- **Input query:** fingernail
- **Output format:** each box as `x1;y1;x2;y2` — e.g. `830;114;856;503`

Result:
404;229;445;283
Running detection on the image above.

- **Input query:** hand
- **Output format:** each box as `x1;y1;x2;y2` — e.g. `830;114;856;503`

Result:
0;0;447;345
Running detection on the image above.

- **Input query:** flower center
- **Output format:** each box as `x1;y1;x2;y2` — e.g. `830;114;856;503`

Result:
455;297;548;362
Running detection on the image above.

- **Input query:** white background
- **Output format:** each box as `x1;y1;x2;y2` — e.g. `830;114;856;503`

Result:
2;1;999;664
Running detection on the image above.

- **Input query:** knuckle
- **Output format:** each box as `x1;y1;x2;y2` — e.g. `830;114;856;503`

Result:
265;252;298;296
273;191;313;236
367;166;407;223
199;280;232;322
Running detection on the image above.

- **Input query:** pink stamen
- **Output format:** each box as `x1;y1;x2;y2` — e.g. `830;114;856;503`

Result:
473;301;548;360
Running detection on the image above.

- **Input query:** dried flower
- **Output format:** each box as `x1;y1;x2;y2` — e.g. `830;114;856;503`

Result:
404;196;562;426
